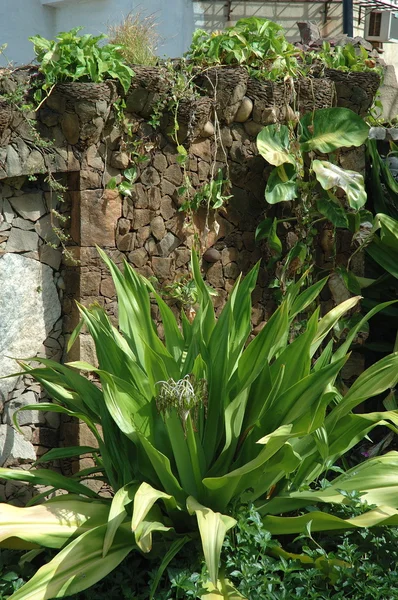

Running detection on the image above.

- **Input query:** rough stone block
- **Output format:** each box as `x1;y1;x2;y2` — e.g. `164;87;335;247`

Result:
128;248;147;268
5;228;39;252
74;189;121;247
141;167;160;186
61;112;80;145
164;164;183;186
157;232;180;257
150;216;166;241
80;271;101;296
152;257;173;280
100;277;116;298
0;424;36;466
9;193;46;221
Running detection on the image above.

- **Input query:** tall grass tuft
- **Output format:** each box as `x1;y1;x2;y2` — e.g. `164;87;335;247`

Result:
108;11;159;66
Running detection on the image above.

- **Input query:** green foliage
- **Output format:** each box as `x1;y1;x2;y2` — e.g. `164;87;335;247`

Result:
186;20;380;81
161;273;218;310
107;167;138;197
186;18;301;80
29;28;134;96
256;108;369;287
179;168;232;212
1;250;398;600
308;41;381;74
257;108;368;210
222;505;398;600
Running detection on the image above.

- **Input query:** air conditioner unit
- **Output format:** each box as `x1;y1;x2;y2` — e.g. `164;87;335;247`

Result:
365;10;398;42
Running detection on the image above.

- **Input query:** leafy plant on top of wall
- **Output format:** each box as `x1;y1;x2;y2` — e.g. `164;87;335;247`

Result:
30;27;135;104
255;106;371;294
1;249;398;600
186;18;381;81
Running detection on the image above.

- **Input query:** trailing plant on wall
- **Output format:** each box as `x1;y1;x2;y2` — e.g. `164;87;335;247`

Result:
256;107;370;291
0;249;398;600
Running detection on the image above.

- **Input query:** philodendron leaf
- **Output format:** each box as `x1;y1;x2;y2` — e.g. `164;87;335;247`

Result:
316;196;349;228
300;107;369;153
187;497;236;586
257;124;296;167
265;163;297;204
312;160;367;210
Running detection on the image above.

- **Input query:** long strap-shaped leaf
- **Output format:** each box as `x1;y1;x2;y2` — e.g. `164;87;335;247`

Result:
0;499;109;550
8;522;135;600
187;497;236;586
0;468;99;498
261;505;398;535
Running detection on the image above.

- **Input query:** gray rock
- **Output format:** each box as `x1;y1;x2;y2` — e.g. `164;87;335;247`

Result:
6;228;39;252
110;151;129;170
141;167;160;186
150;216;166;241
12;217;35;231
243;120;264;137
234;97;253;122
369;127;386;140
9;193;46;221
6;146;22;177
2;198;15;223
0;254;61;400
0;424;36;466
35;214;59;245
26;150;45;174
387;128;398;142
126;88;149;114
61;112;80;145
39;245;62;270
201;121;215;138
157;232;180;257
297;21;321;44
4;391;43;427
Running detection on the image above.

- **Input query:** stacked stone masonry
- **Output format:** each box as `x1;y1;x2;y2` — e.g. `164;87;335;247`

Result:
0;65;380;489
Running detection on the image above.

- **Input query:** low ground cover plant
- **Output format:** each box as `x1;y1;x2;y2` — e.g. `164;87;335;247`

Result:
0;249;397;599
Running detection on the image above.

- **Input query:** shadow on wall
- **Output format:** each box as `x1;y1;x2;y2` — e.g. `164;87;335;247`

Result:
193;0;351;41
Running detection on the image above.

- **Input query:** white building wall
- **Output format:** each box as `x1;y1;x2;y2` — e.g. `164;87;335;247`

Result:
0;0;195;67
0;0;55;66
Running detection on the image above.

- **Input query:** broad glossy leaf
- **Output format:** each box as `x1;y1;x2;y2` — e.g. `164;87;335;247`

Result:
313;160;367;210
316;196;349;228
256;124;295;166
367;234;398;280
300;107;369;153
187;497;236;586
265;164;297;204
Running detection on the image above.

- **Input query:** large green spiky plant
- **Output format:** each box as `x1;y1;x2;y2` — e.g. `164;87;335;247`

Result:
1;248;398;600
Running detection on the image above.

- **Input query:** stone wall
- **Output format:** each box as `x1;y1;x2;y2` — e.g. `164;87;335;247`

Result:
0;65;379;480
0;175;64;501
